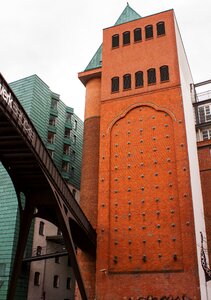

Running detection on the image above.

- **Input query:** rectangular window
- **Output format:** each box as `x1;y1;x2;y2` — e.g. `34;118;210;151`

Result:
66;112;72;123
66;277;71;289
74;120;77;130
51;99;58;110
111;77;119;93
134;28;142;42
55;256;60;264
73;135;76;145
53;275;59;288
112;34;119;48
49;115;56;126
147;68;156;84
145;25;153;39
63;144;71;155
62;161;70;172
198;105;211;123
39;221;44;235
48;132;55;144
64;128;72;139
123;31;130;45
70;166;75;178
123;74;131;90
34;272;40;286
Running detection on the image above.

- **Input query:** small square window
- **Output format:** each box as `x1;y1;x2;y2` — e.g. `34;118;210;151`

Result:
39;221;44;236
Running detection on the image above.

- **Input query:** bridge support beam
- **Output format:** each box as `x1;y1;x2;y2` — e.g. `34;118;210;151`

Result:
7;200;34;300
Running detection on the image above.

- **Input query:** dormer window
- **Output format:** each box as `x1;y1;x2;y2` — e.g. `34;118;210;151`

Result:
134;28;142;42
123;31;130;45
145;25;153;39
112;34;119;48
157;22;165;36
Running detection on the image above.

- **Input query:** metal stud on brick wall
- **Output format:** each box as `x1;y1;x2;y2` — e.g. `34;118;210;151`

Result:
164;124;168;127
127;141;131;145
114;228;118;232
171;223;176;227
141;199;145;204
115;153;118;158
141;174;144;178
155;198;160;203
114;178;118;181
169;196;174;200
157;224;161;228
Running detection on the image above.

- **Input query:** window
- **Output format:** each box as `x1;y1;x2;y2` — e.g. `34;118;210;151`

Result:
39;221;44;236
147;68;156;84
62;161;70;172
160;65;169;82
64;128;72;139
71;150;75;161
111;77;119;92
145;25;153;39
49;115;56;126
202;129;211;140
73;135;76;145
36;246;42;256
74;120;77;130
66;277;71;289
112;34;119;48
47;131;55;144
198;106;211;123
70;166;75;178
51;99;58;110
55;256;60;264
123;74;131;90
157;21;165;36
123;31;130;45
66;112;72;123
53;275;59;288
34;272;40;286
134;28;142;42
135;71;144;88
63;144;71;155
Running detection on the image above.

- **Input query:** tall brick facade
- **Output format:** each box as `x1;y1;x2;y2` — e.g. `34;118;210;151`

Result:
79;5;208;299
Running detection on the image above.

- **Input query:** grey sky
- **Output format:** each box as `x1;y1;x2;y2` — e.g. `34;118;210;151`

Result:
1;0;211;119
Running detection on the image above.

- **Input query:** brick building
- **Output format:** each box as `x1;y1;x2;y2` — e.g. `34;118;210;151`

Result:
78;4;210;300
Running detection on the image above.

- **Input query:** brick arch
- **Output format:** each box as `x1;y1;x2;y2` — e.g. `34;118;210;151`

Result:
108;104;183;273
106;102;177;134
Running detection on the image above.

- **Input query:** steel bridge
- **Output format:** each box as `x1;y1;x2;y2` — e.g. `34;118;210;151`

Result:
0;73;96;300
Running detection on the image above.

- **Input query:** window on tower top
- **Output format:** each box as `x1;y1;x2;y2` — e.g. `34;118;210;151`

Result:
112;34;119;48
123;31;130;45
123;74;131;90
135;71;144;88
147;68;156;84
157;21;165;36
134;28;142;42
111;77;119;93
160;65;169;82
145;25;153;39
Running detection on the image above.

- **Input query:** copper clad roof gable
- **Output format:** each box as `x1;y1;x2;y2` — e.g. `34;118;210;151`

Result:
84;4;141;71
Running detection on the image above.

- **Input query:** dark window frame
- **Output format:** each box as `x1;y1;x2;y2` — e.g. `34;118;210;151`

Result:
123;74;131;90
160;65;169;82
34;272;40;286
134;28;142;42
66;277;71;290
39;221;44;236
123;31;130;45
53;275;59;288
145;25;153;39
135;71;144;88
157;21;165;36
111;77;119;93
112;34;119;48
147;68;156;85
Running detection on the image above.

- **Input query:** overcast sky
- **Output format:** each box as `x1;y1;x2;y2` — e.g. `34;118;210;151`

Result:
1;0;211;119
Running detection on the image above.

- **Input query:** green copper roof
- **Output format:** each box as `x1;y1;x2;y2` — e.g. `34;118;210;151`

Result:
115;3;141;25
85;3;141;71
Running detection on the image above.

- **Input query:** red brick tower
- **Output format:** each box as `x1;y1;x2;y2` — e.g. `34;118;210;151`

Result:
79;4;208;299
